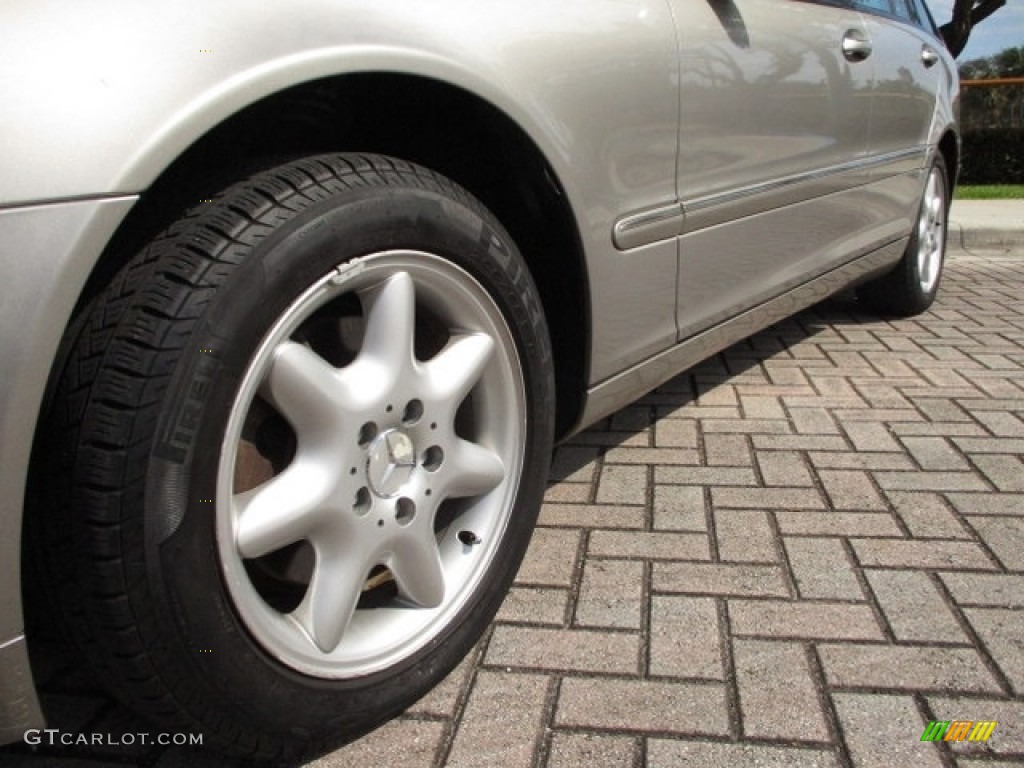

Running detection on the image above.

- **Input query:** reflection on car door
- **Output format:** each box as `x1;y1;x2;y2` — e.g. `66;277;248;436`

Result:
670;0;881;340
852;0;946;230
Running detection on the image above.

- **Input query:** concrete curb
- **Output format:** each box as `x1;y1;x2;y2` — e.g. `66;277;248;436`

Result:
950;222;1024;248
949;199;1024;249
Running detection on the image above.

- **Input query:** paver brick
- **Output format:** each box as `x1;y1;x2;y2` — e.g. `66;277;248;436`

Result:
967;516;1024;570
819;645;1001;693
831;693;944;768
701;418;792;435
714;509;778;563
596;464;648;505
885;491;969;539
712;487;826;510
575;559;645;629
789;407;841;435
817;470;888;511
654;563;789;598
647;740;841;768
851;539;997;570
514;528;580;586
546;733;637;768
939;572;1024;608
964;608;1024;695
486;626;639;675
610;405;653;432
899;436;969;470
539;503;646;530
947;492;1024;517
653;485;707;531
733;639;830;741
555;679;730;736
756;450;815;486
774;511;903;538
496;587;569;626
751;434;850;451
588;530;710;561
649;595;724;680
729;600;884;641
702;433;752;466
864;570;965;643
445;671;549;768
740;394;787;419
315;719;444;768
655;465;758;485
873;471;990;492
830;407;922;423
807;451;915;471
972;454;1024;492
543;483;592;503
953;436;1024;454
550;445;601;484
654;418;698;448
604;447;700;465
784;538;864;600
840;422;902;452
971;409;1024;437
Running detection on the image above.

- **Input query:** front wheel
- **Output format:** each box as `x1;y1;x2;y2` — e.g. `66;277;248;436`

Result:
38;154;554;760
857;154;950;316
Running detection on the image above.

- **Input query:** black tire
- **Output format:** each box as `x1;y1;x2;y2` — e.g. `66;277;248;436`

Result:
857;154;950;316
35;154;554;761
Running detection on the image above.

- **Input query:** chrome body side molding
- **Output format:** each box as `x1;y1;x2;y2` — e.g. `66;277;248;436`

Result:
611;148;926;251
612;204;683;250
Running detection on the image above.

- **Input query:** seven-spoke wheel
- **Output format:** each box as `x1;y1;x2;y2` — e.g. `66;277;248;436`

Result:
38;155;553;761
218;253;527;676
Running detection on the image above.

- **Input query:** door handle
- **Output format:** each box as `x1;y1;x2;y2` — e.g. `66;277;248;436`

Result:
921;45;940;68
842;30;872;62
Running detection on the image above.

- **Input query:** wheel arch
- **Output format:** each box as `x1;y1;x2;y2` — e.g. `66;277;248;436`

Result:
938;128;960;195
61;72;590;443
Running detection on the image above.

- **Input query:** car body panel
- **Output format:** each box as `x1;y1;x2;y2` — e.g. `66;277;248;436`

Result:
670;0;880;339
0;0;683;386
0;197;137;736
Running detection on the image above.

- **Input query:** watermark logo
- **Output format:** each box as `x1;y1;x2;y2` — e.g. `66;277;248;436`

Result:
24;730;203;748
920;720;997;743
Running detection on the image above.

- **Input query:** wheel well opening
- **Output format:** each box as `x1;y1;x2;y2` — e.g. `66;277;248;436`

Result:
939;130;960;194
77;74;589;439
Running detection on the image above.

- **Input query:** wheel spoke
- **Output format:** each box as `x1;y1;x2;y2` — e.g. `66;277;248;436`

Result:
358;272;417;382
443;438;506;498
389;536;446;608
423;332;495;404
234;463;332;558
261;341;343;433
292;549;371;654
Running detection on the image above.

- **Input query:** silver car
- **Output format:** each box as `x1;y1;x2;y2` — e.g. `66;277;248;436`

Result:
1;0;957;760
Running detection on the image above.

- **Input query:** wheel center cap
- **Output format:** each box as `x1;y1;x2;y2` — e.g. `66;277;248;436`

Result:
367;430;416;498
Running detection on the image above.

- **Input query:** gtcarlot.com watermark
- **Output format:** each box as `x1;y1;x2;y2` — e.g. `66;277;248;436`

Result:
24;729;202;747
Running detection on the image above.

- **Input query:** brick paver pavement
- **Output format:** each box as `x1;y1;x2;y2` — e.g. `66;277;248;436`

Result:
2;246;1022;767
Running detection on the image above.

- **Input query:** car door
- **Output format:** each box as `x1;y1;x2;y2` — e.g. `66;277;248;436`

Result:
669;0;878;340
850;0;946;226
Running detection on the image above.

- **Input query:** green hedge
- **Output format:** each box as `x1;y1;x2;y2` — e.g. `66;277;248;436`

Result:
959;129;1024;185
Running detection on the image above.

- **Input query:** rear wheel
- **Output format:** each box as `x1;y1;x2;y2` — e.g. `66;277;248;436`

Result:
857;154;949;316
37;154;554;760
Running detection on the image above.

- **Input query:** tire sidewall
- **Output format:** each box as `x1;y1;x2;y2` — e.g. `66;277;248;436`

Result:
142;171;553;746
905;154;950;309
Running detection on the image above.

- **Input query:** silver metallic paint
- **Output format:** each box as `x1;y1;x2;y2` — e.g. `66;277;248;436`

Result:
0;198;137;735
